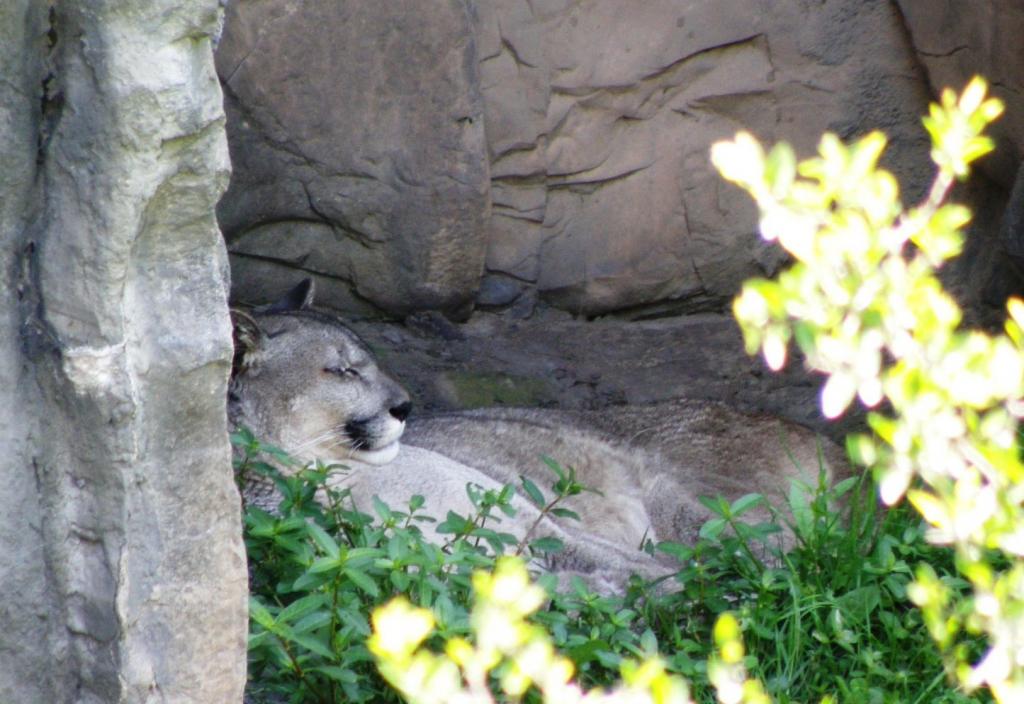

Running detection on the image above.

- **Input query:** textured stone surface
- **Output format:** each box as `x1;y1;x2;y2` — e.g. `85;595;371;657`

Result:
350;309;865;444
897;0;1024;188
1;1;247;701
216;0;490;318
897;1;1024;310
217;0;936;317
0;4;63;701
480;0;934;315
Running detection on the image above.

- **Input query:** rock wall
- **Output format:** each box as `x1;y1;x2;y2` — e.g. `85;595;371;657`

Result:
217;0;956;318
1;2;246;702
217;0;491;318
0;3;61;699
898;1;1024;308
477;0;933;316
898;0;1024;188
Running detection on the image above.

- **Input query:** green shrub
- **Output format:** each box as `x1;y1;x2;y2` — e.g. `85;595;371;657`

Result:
712;76;1016;701
235;429;977;703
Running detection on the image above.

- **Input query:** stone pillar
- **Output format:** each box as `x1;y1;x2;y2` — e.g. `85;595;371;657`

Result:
0;1;247;701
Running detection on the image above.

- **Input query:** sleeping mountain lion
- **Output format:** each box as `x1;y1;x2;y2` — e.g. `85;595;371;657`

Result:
229;280;846;589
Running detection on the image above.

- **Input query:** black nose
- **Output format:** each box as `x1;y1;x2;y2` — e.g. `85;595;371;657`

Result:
390;400;412;422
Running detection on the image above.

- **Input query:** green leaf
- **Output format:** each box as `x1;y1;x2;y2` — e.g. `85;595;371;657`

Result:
836;586;881;621
306;523;340;560
390;571;410;591
247;630;272;650
849;130;886;179
249;598;277;631
568;638;613;665
698;517;727;540
845;434;878;466
229;426;256;447
292;610;332;635
549;507;581;521
553;477;584;498
337;607;372;637
698;495;729;517
640;628;658;655
307;556;344;575
520;476;546;507
283;630;334;660
344;547;383;568
344;568;381;597
470;526;501;542
730;493;764;518
569;575;591;599
529;536;565;554
540;455;567;481
277;594;325;625
594;649;623;669
788;481;813;538
498;501;518;518
655;541;694;562
310;665;359;684
437;511;473;534
275;517;309;534
830;475;860;498
372;495;394;522
387;535;408;562
764;141;796;197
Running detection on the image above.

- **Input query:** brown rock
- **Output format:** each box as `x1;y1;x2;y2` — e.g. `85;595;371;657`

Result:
218;1;948;317
216;0;491;317
479;0;933;315
897;1;1024;309
897;0;1024;187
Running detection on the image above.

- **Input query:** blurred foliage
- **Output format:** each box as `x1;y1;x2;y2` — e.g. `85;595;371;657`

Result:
713;76;1023;702
238;417;981;702
370;557;695;704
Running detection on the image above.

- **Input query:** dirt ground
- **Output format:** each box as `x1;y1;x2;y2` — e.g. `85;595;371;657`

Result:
350;307;865;444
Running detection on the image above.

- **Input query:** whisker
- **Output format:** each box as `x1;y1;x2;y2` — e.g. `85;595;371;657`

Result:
289;429;350;457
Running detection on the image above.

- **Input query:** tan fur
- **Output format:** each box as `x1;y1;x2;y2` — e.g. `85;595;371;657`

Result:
230;283;847;590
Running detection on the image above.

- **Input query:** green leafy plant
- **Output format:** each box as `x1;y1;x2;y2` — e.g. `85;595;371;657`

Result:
237;427;981;703
647;476;986;704
234;428;617;703
712;76;1020;701
366;476;985;704
369;556;694;704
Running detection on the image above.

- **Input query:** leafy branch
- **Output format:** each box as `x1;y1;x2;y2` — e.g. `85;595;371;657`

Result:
713;75;1023;701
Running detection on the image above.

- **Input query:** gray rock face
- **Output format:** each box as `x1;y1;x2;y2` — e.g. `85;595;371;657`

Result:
897;0;1024;189
480;0;933;315
216;0;490;318
897;1;1024;309
1;2;246;702
350;309;864;444
218;0;935;317
0;4;62;701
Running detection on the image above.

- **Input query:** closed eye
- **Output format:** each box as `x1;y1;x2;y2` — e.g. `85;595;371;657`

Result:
323;366;360;378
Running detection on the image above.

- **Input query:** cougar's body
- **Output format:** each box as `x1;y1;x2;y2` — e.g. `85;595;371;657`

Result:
230;282;845;589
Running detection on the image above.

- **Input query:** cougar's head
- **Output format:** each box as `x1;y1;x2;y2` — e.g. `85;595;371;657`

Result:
229;280;411;465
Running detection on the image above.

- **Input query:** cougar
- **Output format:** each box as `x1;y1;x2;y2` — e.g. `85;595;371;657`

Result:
229;281;847;589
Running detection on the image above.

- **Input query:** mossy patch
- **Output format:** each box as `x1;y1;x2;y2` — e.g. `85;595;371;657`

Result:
443;371;555;408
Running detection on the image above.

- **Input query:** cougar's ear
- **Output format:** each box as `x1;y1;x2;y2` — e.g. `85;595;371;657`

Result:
230;309;263;377
254;278;315;315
